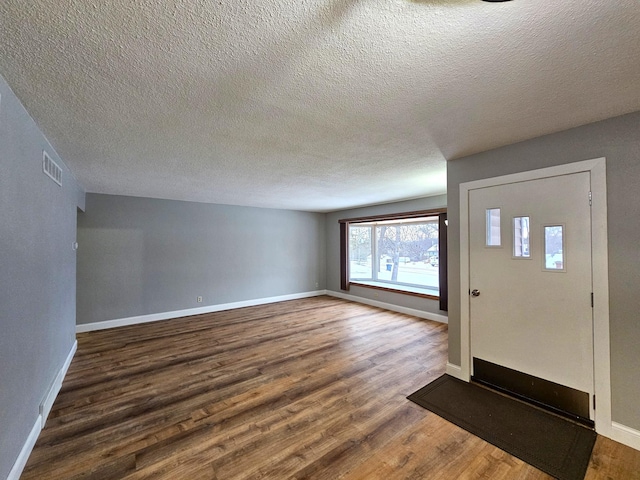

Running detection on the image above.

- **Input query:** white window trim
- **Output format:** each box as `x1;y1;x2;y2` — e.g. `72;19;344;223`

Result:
348;217;440;296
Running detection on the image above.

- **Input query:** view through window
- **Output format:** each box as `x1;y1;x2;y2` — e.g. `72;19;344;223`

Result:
348;216;439;296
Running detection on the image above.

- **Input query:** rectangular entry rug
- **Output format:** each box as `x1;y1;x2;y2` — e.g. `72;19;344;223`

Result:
407;374;597;480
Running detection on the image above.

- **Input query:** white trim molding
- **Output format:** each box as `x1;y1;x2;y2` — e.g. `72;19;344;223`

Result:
9;339;77;480
459;158;613;438
7;416;42;480
326;290;448;324
40;340;77;428
446;362;463;380
77;290;328;333
77;289;448;334
611;422;640;452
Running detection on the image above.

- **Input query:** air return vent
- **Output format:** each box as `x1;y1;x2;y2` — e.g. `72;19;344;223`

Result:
43;151;62;186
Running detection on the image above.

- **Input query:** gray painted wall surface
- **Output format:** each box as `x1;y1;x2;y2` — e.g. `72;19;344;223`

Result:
0;75;82;478
326;195;448;317
77;194;326;325
447;111;640;430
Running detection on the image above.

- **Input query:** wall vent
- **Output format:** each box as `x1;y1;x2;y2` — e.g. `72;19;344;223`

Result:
42;151;62;186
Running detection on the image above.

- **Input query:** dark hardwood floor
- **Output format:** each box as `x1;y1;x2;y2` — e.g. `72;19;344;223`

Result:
21;296;640;479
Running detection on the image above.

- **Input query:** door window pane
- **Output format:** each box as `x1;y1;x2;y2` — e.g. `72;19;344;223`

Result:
544;225;564;270
513;216;530;258
486;208;501;246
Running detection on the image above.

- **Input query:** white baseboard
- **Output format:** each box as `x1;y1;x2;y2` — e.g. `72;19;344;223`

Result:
446;362;465;380
7;415;42;480
611;422;640;451
40;340;77;428
76;290;328;333
326;290;448;324
8;340;78;480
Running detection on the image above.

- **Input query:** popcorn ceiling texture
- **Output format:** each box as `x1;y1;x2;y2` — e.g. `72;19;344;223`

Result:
1;0;639;211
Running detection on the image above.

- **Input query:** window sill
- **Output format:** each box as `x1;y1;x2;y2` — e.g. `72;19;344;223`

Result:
349;281;439;300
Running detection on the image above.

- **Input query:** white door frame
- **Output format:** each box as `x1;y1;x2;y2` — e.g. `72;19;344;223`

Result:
458;158;612;436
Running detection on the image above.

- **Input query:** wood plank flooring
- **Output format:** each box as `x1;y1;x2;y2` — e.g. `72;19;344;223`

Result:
22;296;640;479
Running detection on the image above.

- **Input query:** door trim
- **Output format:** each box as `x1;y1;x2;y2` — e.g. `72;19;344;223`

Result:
458;158;612;436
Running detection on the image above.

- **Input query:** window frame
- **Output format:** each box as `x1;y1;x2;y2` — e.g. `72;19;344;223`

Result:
543;223;566;272
512;215;531;259
339;208;447;310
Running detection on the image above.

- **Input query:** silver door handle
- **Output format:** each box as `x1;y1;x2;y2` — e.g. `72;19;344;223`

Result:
471;289;481;297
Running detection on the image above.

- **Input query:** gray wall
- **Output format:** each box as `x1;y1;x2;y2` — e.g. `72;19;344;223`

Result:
0;75;83;478
77;194;326;325
447;111;640;430
326;195;448;317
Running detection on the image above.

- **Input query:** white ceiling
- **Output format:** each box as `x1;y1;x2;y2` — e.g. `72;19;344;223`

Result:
1;0;639;212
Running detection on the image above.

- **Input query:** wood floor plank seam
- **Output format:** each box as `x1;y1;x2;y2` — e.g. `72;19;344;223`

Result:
20;297;640;480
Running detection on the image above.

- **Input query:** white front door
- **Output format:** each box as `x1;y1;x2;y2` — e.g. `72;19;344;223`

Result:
468;172;594;419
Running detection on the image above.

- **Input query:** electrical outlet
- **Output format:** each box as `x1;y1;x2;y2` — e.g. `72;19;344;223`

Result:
315;282;319;288
374;292;379;298
197;296;203;303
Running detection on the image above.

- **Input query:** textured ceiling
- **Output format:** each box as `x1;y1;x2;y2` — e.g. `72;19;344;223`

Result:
1;0;639;212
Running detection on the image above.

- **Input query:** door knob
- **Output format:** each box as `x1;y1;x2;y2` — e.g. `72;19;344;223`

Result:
471;289;481;297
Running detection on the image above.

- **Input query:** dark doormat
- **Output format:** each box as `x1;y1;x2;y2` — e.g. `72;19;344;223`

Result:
407;374;597;480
